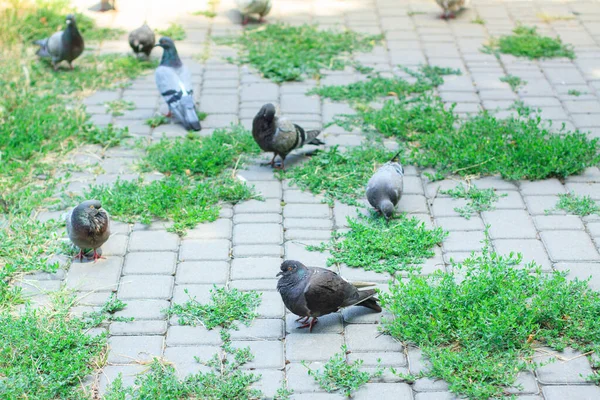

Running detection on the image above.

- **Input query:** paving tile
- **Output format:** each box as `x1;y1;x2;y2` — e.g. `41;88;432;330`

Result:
232;340;284;368
98;365;146;394
493;239;552;271
534;215;584;231
113;300;169;320
166;326;221;346
123;251;177;275
541;231;600;261
234;199;282;214
284;203;330;219
285;240;330;266
233;213;282;224
345;324;403;352
233;245;283;257
554;263;600;291
542;385;600;400
536;347;594;384
233;223;283;245
185;219;232;239
353;383;413;399
286;334;343;362
118;275;174;300
102;234;129;256
108;335;164;364
179;239;231;261
66;256;122;292
230;318;284;340
175;261;229;284
128;231;179;251
443;231;485;252
109;320;167;336
482;210;537;239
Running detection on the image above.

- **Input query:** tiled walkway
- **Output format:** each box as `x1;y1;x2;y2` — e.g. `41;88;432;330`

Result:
21;0;600;398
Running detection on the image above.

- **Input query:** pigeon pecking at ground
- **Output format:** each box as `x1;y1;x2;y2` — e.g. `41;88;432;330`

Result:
276;260;381;332
435;0;469;19
235;0;272;25
128;23;155;59
366;152;404;220
252;103;324;170
66;200;110;262
154;37;201;131
33;13;84;70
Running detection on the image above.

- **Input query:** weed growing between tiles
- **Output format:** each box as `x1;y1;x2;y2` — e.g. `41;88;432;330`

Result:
104;99;136;117
303;345;383;397
310;212;447;274
81;124;131;148
568;89;584;96
441;184;506;220
549;192;600;217
81;293;133;327
500;74;526;92
381;236;600;399
191;0;219;19
156;22;186;40
145;114;171;128
483;25;575;60
215;23;382;82
279;145;400;206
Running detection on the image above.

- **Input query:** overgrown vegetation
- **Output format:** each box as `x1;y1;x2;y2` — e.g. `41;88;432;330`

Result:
441;184;506;219
500;74;526;92
166;287;261;329
381;237;600;398
104;99;136;116
303;345;383;397
156;22;186;40
81;124;130;148
216;23;381;82
146;114;170;128
550;192;600;217
311;213;447;274
82;293;133;327
484;25;575;59
538;13;575;23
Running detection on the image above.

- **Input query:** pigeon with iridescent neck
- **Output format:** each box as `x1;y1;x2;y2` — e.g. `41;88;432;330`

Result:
66;200;110;262
33;14;84;70
366;151;404;220
235;0;272;25
435;0;469;19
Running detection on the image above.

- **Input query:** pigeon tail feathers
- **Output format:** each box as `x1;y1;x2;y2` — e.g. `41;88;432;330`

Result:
178;96;201;131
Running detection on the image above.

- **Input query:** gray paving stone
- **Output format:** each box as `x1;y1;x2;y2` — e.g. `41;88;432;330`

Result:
534;215;584;231
233;245;283;257
286;334;343;362
520;179;566;195
233;340;284;368
185;219;232;239
284;218;333;230
408;347;431;374
171;284;215;305
283;189;326;204
108;335;164;364
413;378;449;392
109;320;167;336
524;195;563;215
234;199;282;214
542;385;600;400
536;347;594;384
565;182;600;200
554;263;600;291
348;351;407;367
435;216;484;231
353;383;414;399
98;365;146;394
284;203;330;219
443;231;485;252
166;326;221;346
493;239;552;271
230;279;279;291
123;251;177;275
333;202;361;228
346;324;403;352
252;369;285;398
286;312;343;334
163;345;219;365
16;280;61;296
414;392;457;400
541;231;600;261
66;256;122;292
118;275;174;300
102;234;129;256
285;229;332;240
483;210;537;239
257;290;285;318
285;241;330;266
113;300;169;320
230;318;284;340
179;239;231;261
233;213;282;224
286;362;326;393
495;191;525;209
175;261;228;284
431;197;468;218
128;231;179;251
231;257;281;280
233;223;283;245
506;371;539;394
251;181;282;199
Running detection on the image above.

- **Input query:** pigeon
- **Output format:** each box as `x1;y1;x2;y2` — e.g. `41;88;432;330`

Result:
252;103;324;169
33;14;84;70
235;0;272;25
129;23;155;59
276;260;381;332
154;37;201;131
366;152;404;220
66;200;110;262
435;0;469;19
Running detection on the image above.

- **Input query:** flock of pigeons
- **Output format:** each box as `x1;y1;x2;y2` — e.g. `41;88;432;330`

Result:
32;0;480;331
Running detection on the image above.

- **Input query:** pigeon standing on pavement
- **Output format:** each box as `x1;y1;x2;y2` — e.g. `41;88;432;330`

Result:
66;200;110;262
276;260;381;332
235;0;272;25
129;23;155;59
154;37;201;131
435;0;469;19
33;14;84;70
252;103;324;169
366;153;404;220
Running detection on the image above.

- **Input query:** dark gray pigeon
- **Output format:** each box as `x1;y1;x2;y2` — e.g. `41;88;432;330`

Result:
252;103;324;169
154;37;201;131
366;156;404;220
66;200;110;262
276;260;381;332
33;14;84;70
129;23;155;58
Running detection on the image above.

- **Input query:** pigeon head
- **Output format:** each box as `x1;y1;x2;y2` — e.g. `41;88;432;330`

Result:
155;37;176;49
258;103;276;122
65;14;76;26
155;37;181;67
380;199;395;220
277;260;307;278
78;200;103;216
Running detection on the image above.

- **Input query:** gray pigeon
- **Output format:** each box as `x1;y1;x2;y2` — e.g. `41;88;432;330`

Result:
154;37;201;131
435;0;470;19
66;200;110;262
33;14;84;70
235;0;272;25
252;103;324;169
276;260;381;332
366;158;404;220
129;23;155;58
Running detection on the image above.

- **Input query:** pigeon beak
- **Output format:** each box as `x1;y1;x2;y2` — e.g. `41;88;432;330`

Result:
154;44;162;48
276;272;283;277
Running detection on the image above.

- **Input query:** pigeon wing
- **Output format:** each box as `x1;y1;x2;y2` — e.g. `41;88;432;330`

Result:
304;268;356;316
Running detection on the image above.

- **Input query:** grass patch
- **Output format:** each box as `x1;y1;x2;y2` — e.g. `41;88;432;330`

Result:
538;13;575;23
441;184;506;219
81;124;130;148
192;10;217;18
216;23;381;82
381;238;600;398
550;192;600;217
308;66;460;103
156;22;186;40
104;99;136;116
485;25;575;59
279;145;398;206
500;74;526;92
303;345;383;397
82;293;133;327
145;114;170;128
311;213;447;274
568;89;584;96
166;286;261;330
471;16;485;25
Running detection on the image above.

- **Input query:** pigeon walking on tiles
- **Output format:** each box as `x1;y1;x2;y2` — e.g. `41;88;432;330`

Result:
129;23;155;59
276;260;381;332
66;200;110;262
33;14;84;70
154;37;201;131
252;103;324;169
235;0;272;25
366;153;404;220
435;0;469;19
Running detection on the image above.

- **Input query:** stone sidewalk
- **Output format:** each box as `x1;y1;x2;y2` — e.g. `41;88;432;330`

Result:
20;0;600;399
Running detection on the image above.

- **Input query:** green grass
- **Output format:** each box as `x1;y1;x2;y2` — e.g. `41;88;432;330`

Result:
81;293;133;327
485;25;575;59
216;23;382;82
279;145;400;206
274;386;294;400
381;237;600;399
192;10;217;18
145;114;170;128
307;66;460;103
156;22;186;40
311;212;447;274
471;16;485;25
441;184;506;219
80;124;130;148
104;99;136;116
500;74;526;92
551;192;600;216
538;12;575;23
568;89;584;96
166;286;261;330
303;345;383;397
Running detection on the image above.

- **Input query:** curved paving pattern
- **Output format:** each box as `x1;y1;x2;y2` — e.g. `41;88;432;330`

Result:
19;0;600;398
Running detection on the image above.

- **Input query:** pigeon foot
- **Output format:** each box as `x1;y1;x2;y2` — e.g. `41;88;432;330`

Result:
242;15;249;25
75;250;84;262
298;317;318;332
296;316;310;324
92;249;105;263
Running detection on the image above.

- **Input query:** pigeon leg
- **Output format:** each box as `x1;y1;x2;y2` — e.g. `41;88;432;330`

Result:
242;15;249;25
260;154;277;167
297;317;318;332
296;316;310;323
52;61;59;71
69;62;74;70
165;111;172;118
75;250;84;262
259;16;266;23
92;249;105;263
